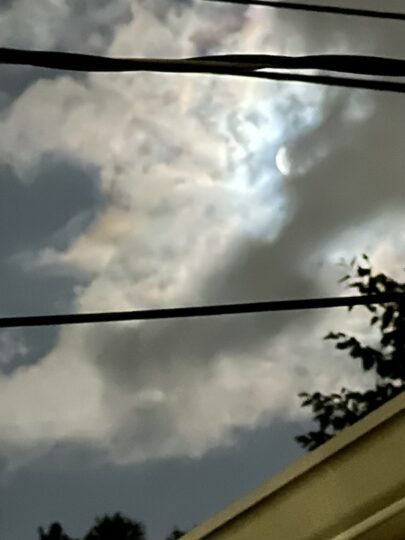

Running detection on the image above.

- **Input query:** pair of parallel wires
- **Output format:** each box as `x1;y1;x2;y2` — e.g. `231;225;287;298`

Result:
2;1;405;329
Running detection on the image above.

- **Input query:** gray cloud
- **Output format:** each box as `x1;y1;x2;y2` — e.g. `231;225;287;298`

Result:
0;0;131;51
0;0;132;111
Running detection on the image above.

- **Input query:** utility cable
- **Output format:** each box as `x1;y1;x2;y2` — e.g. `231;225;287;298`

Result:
195;53;405;77
3;48;405;95
1;293;404;329
203;0;405;22
6;48;405;77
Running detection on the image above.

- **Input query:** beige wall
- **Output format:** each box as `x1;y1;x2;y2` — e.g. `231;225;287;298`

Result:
183;393;405;540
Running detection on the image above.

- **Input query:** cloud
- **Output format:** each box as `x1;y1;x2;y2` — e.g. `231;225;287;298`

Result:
0;0;131;51
0;0;132;111
0;330;28;371
1;0;405;470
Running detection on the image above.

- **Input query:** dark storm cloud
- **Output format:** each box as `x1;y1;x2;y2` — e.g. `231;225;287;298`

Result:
88;263;311;395
0;0;13;11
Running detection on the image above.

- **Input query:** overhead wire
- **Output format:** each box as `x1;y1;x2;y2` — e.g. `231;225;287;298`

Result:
195;53;405;77
3;48;405;95
203;0;405;22
6;48;405;77
1;293;404;328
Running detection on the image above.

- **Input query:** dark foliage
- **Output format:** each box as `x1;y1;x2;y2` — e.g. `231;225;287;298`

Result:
38;514;186;540
83;513;145;540
296;256;405;451
38;523;74;540
166;527;187;540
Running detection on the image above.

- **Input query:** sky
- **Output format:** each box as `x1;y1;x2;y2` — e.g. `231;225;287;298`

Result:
1;0;405;539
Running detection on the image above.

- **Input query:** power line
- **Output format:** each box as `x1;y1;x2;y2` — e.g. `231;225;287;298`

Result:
1;293;404;329
3;48;405;95
6;48;405;77
196;54;405;77
203;0;405;22
239;70;405;94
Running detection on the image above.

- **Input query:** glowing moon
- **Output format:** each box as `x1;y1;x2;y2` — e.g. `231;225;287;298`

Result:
275;146;291;176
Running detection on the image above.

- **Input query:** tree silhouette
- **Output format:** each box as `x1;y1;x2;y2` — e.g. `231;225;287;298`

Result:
83;513;145;540
296;256;405;451
38;522;74;540
166;527;187;539
38;515;188;540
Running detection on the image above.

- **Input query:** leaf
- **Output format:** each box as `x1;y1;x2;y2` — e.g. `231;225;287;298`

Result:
357;266;371;277
324;331;345;340
336;337;357;350
381;305;394;330
381;330;397;347
362;354;375;371
331;416;347;431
